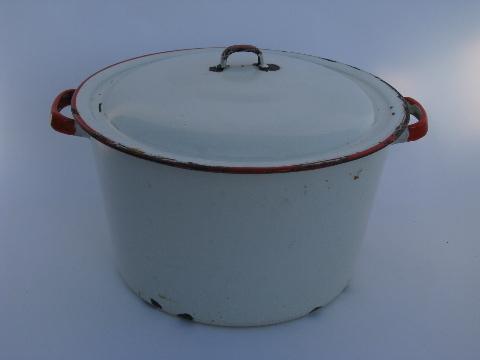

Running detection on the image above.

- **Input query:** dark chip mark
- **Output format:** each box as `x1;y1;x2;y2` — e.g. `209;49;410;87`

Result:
322;58;337;63
150;298;162;309
353;175;360;180
209;64;224;72
252;63;281;71
266;63;280;71
177;313;194;321
98;103;102;112
310;306;322;313
391;112;395;115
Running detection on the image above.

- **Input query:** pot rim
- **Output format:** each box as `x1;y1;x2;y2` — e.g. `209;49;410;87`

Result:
70;47;410;174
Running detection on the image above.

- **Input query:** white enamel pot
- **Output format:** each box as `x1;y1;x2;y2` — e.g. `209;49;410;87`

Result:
51;45;428;326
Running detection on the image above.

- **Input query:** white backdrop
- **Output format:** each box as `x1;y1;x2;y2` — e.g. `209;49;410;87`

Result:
1;1;480;359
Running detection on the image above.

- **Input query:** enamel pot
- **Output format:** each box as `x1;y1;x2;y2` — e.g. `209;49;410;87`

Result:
51;45;428;326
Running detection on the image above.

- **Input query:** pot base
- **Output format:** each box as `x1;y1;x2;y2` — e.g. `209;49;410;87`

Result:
119;271;350;327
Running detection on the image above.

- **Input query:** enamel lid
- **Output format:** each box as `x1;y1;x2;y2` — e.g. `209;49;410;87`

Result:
73;45;408;172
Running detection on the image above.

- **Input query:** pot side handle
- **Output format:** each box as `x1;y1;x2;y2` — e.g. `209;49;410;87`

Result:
402;97;428;142
51;89;88;137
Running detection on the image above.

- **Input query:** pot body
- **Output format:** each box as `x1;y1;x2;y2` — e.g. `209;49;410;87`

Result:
92;140;388;326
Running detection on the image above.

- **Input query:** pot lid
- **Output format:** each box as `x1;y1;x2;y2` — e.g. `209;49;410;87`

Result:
72;45;409;173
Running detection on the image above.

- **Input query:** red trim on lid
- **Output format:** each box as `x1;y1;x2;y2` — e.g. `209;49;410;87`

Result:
68;48;426;174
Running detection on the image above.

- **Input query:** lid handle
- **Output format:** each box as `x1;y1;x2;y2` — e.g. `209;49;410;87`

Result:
209;45;280;72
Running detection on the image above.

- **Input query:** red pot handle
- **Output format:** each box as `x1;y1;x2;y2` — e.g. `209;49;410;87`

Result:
51;89;81;136
404;97;428;142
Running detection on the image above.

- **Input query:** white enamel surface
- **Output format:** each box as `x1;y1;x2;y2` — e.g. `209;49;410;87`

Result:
76;49;405;167
7;1;480;359
92;140;387;326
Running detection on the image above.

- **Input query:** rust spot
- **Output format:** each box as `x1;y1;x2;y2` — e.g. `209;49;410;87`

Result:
352;168;363;180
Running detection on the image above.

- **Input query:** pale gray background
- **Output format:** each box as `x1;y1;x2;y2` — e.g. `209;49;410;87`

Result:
1;1;479;359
